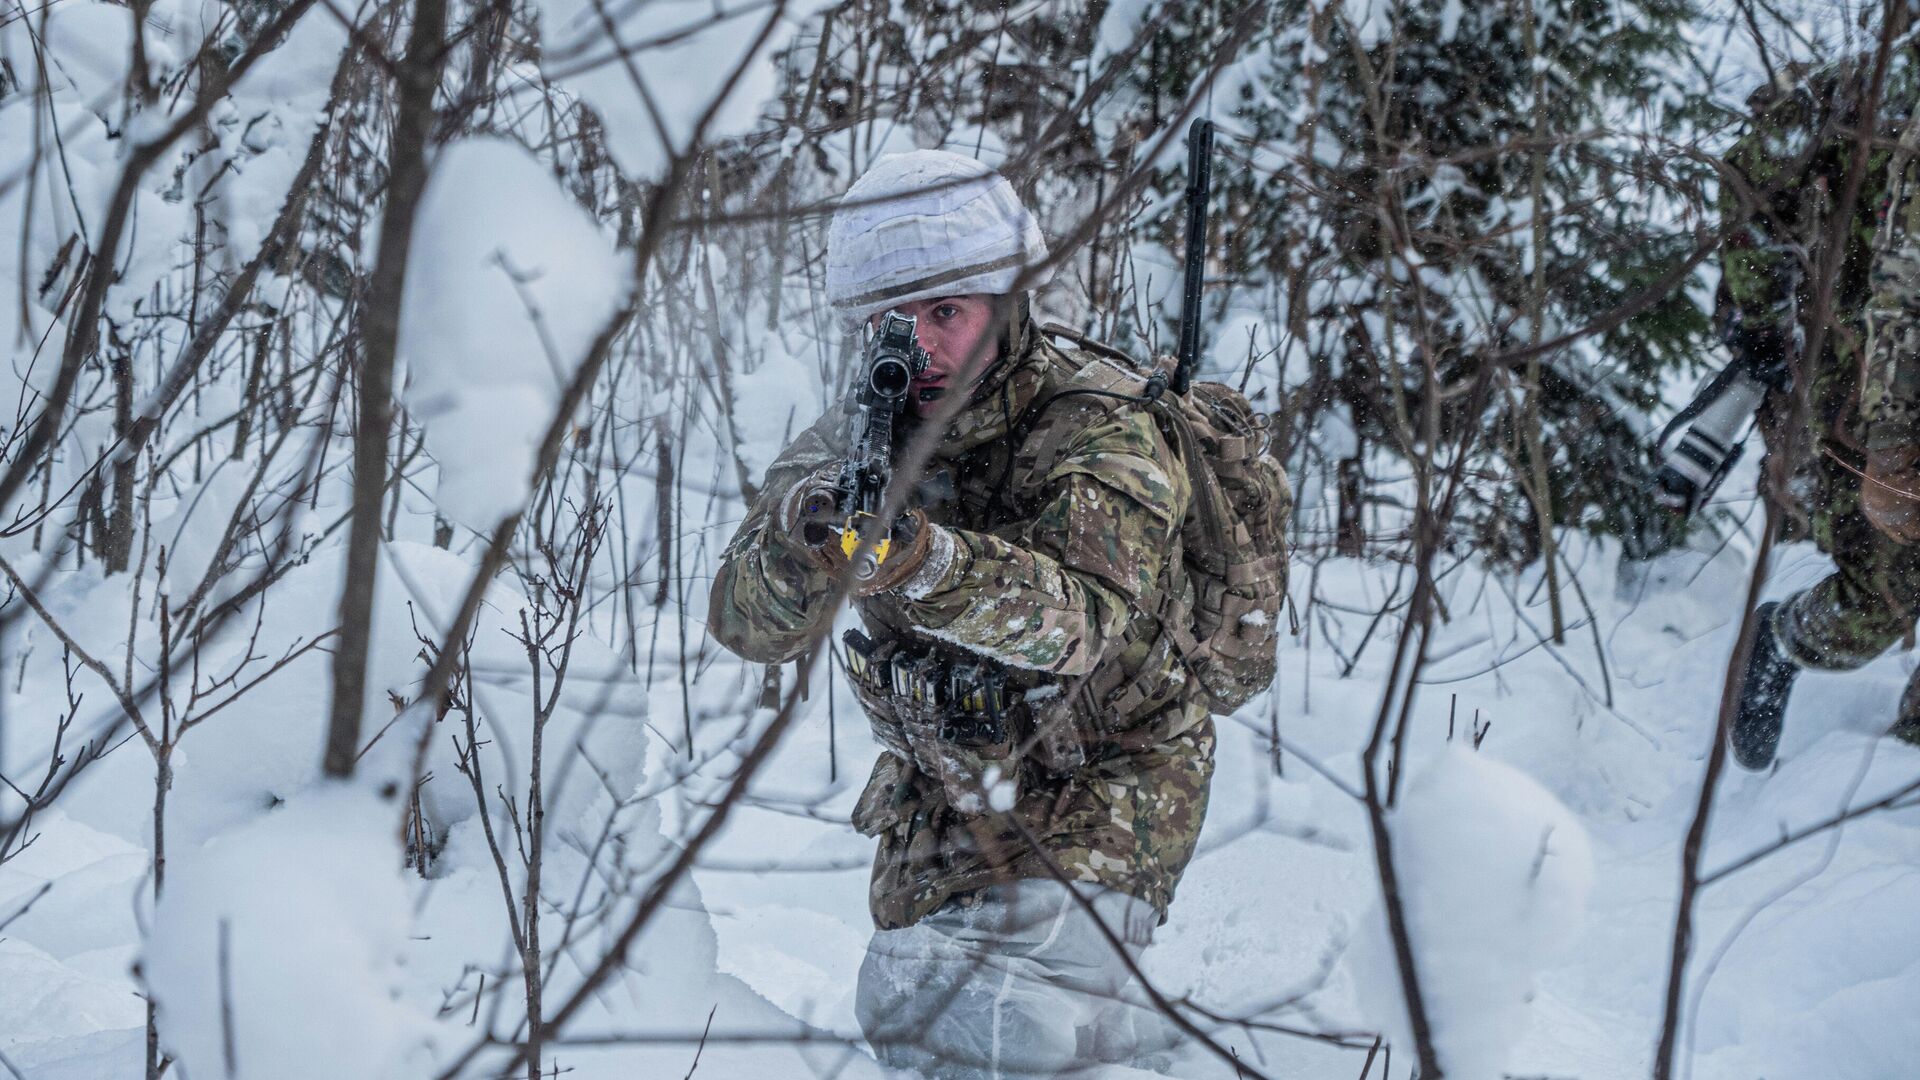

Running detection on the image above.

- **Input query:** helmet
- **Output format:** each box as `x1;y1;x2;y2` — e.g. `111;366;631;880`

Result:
825;150;1051;321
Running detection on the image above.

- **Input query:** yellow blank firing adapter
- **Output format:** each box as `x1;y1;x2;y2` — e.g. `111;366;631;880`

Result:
841;511;892;578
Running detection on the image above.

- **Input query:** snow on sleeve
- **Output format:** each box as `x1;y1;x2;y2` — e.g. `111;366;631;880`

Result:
533;0;831;179
397;137;631;530
1346;748;1595;1080
145;786;431;1080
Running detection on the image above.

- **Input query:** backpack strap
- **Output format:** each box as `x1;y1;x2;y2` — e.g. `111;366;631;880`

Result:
1011;347;1154;485
1156;401;1231;579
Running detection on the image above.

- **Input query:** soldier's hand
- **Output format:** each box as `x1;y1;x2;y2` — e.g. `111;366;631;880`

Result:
775;465;844;551
1723;322;1796;388
1863;446;1920;544
834;509;944;598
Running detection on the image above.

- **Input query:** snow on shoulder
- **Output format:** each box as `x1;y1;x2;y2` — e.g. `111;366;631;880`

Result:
398;137;630;531
1348;747;1595;1080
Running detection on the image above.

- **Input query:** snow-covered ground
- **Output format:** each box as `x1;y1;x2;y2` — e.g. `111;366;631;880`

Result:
4;413;1918;1079
682;470;1920;1079
4;1;1915;1074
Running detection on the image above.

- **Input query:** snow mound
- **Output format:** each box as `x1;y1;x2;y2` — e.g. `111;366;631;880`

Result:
145;786;430;1080
0;938;144;1044
398;137;630;530
1349;748;1595;1080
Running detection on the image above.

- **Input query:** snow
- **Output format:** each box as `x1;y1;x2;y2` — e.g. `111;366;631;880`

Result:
732;349;820;479
0;938;144;1044
0;297;68;427
5;3;1920;1079
145;786;431;1080
535;0;831;179
210;11;351;263
398;137;631;530
986;768;1018;812
1343;0;1393;50
1347;749;1595;1080
153;464;256;598
1094;0;1156;63
38;3;135;110
678;522;1920;1079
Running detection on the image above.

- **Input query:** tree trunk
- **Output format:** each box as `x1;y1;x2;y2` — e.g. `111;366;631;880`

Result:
324;0;450;778
1337;451;1365;557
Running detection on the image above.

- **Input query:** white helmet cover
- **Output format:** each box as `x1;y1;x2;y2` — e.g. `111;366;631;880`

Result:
825;150;1052;321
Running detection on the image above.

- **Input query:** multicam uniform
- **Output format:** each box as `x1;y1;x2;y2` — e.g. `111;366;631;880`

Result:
709;326;1214;931
1721;52;1920;738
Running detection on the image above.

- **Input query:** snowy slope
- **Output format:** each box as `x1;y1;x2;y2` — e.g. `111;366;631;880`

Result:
3;363;1915;1079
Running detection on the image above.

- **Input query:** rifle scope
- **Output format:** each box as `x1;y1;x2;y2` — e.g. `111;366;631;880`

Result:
868;312;928;401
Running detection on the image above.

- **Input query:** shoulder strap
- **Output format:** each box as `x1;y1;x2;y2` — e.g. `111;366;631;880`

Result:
1155;402;1232;578
1007;338;1143;456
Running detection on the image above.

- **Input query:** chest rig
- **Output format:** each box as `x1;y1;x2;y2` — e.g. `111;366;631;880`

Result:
842;425;1031;726
835;337;1209;812
831;368;1054;817
841;629;1011;749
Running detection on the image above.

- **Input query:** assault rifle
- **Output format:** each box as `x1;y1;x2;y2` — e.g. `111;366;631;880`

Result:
1623;322;1793;563
836;311;931;580
1651;346;1781;515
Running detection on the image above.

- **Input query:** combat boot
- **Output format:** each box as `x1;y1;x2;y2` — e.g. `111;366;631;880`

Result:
1731;601;1799;770
1893;674;1920;748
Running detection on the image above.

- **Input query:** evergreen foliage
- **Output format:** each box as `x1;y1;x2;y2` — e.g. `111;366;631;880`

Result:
1108;0;1720;563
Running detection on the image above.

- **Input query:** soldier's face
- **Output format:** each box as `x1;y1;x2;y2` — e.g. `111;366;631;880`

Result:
872;295;999;416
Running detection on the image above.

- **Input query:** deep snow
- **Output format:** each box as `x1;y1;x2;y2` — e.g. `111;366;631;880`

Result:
5;319;1919;1077
680;457;1920;1080
3;1;1916;1074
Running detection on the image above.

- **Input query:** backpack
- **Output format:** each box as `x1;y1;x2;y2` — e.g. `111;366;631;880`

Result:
1038;327;1292;714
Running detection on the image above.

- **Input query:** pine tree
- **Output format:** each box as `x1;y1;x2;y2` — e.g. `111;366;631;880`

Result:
1110;0;1717;566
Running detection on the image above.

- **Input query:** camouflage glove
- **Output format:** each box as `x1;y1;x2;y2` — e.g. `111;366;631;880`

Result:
1863;446;1920;544
775;465;844;554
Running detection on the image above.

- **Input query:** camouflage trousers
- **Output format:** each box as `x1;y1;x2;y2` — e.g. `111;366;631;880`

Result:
1764;442;1920;739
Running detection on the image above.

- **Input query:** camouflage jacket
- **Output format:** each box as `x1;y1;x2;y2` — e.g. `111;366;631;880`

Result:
1720;50;1920;456
709;327;1214;930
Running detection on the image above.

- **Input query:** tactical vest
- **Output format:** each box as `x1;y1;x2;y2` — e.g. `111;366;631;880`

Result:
841;329;1290;783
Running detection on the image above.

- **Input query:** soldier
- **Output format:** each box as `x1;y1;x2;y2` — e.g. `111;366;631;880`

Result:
1721;49;1920;770
707;151;1215;1077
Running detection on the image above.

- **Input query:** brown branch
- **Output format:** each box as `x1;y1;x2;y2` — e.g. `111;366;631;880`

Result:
324;0;450;778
